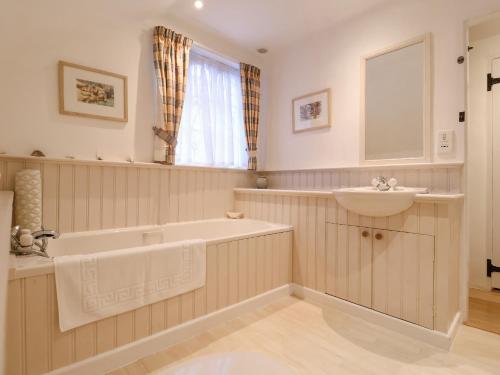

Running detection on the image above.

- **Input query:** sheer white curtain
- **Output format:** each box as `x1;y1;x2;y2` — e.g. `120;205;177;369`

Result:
175;50;248;169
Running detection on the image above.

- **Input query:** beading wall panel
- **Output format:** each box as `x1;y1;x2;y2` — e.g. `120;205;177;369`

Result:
0;156;253;233
265;165;462;193
6;231;292;374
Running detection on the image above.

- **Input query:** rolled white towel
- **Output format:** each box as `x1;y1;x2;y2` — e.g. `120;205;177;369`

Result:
15;169;42;232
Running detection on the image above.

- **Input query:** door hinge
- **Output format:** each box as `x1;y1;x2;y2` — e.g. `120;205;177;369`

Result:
487;258;500;277
487;73;500;91
459;111;465;123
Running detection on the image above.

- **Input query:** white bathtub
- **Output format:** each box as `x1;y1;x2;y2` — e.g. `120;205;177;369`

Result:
7;218;294;374
10;218;292;278
48;218;290;256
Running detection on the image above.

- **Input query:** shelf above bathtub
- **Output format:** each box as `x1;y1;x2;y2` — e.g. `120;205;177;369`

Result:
234;188;333;198
8;254;54;280
233;188;464;203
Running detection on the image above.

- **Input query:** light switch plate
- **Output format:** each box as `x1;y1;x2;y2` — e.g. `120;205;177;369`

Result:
437;130;454;154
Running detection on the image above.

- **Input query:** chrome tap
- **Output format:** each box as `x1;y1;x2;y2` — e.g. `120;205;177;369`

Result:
11;226;59;258
32;229;60;240
372;176;390;191
371;176;398;191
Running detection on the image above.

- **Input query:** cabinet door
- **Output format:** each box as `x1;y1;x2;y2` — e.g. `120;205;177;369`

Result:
326;224;372;308
372;229;434;329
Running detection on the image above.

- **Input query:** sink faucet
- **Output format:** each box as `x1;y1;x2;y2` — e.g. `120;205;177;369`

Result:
372;176;397;191
11;226;59;258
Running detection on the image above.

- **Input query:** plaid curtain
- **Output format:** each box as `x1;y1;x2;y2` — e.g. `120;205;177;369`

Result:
152;26;193;164
240;63;261;170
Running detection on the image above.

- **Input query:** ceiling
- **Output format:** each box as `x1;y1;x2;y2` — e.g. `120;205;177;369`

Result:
469;14;500;42
165;0;393;51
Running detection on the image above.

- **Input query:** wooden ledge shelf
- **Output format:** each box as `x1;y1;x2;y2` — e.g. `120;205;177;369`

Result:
0;154;249;174
234;188;464;203
234;188;333;198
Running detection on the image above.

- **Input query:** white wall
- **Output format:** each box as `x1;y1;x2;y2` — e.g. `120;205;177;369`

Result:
467;32;500;290
0;0;265;163
264;0;500;171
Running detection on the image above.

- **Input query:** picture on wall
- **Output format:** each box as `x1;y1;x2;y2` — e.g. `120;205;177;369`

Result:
76;79;115;107
292;88;331;133
59;61;128;122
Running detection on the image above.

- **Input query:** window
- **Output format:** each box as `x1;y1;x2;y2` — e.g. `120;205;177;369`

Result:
175;49;248;169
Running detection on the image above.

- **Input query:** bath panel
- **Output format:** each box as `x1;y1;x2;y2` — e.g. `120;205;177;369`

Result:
6;230;292;374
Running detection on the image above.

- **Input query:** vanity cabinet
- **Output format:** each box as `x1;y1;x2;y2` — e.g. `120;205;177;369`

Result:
326;223;435;330
235;189;462;335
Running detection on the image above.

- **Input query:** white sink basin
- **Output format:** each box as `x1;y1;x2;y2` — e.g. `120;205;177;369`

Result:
333;186;428;217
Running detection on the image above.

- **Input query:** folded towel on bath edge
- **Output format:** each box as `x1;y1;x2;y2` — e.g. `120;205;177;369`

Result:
54;239;206;332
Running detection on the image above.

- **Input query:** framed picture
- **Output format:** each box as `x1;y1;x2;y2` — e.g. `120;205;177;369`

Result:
58;61;128;122
292;88;331;133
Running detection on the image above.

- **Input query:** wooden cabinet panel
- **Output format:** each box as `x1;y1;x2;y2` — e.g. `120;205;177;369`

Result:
326;224;372;308
372;229;434;329
327;223;435;330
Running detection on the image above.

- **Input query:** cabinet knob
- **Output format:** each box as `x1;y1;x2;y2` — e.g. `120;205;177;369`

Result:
375;233;383;240
362;230;370;238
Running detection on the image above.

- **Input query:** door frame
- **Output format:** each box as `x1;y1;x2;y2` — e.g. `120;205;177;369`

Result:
464;11;500;320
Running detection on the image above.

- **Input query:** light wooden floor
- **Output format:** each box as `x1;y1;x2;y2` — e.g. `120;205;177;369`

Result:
108;296;500;375
465;288;500;335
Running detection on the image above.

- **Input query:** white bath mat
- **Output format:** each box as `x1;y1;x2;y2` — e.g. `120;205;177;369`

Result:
54;239;206;332
153;352;295;375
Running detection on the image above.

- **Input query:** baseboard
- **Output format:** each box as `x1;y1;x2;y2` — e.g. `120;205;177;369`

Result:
47;284;293;375
48;283;461;374
290;284;461;350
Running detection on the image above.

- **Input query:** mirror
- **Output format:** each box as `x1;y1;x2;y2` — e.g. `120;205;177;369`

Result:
361;34;431;164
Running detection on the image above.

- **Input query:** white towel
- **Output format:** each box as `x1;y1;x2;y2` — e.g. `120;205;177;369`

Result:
54;239;206;332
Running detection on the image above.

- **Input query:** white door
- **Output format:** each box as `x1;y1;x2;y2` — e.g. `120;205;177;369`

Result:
492;58;500;289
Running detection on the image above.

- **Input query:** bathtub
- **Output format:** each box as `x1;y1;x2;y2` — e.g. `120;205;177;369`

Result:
48;218;290;256
9;218;291;277
6;218;293;375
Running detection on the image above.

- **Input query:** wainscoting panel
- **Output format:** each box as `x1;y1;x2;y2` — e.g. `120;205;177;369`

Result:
0;156;254;232
264;164;463;193
6;231;292;374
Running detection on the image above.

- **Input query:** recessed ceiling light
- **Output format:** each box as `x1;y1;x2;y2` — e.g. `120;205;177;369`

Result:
257;48;268;54
194;0;203;9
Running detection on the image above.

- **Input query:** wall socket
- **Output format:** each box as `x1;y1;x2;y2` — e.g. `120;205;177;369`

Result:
437;130;454;154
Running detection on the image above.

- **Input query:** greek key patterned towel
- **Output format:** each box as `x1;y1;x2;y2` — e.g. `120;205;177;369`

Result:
54;239;206;332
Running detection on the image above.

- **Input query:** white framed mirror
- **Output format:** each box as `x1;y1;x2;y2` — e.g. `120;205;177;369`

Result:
360;34;432;164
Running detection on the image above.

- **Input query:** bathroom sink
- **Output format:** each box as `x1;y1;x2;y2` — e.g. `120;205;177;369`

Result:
332;186;428;217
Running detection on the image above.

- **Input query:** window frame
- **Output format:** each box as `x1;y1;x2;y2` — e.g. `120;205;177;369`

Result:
175;45;248;170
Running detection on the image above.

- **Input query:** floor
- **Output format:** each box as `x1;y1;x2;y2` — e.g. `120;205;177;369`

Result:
465;288;500;335
108;296;500;375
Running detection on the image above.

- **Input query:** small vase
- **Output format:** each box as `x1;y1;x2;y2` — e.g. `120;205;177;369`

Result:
256;176;268;189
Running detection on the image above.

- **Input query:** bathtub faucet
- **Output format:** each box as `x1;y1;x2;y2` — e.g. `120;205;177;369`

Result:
33;229;60;240
10;226;59;258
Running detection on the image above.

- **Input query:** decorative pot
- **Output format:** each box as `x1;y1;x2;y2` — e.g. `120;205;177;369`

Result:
256;176;268;189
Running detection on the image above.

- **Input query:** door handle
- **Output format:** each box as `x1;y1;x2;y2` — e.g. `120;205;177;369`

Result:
362;230;370;238
375;233;383;240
